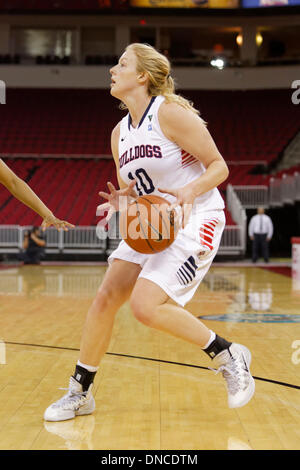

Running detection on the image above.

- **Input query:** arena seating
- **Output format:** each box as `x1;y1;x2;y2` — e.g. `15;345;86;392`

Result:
1;89;123;156
187;89;300;166
218;165;270;191
1;88;299;226
0;158;237;227
271;164;300;178
1;88;299;162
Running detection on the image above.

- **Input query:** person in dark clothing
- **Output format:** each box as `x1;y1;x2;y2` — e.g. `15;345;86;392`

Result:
248;207;274;263
22;226;46;265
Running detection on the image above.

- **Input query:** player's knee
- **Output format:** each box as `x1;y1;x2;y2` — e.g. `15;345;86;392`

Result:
93;285;123;313
92;289;111;313
130;296;153;326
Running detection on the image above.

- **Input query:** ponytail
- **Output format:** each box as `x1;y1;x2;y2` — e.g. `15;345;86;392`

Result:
120;43;205;122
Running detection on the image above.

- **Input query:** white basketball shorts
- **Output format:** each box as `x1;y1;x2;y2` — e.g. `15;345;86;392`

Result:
108;209;225;307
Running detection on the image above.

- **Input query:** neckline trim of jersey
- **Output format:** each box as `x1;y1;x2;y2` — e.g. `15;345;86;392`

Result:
128;96;156;131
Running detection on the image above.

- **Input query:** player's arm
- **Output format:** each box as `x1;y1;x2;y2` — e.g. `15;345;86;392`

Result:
0;159;54;220
158;102;229;197
0;159;74;231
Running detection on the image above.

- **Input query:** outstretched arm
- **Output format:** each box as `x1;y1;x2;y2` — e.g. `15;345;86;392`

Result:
0;159;74;231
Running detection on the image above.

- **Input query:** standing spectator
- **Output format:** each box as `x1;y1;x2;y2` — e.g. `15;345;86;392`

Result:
248;207;273;263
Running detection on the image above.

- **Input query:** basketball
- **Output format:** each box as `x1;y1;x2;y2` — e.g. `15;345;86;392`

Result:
119;195;179;254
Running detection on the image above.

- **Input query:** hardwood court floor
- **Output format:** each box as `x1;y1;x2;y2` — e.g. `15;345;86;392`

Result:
0;263;299;450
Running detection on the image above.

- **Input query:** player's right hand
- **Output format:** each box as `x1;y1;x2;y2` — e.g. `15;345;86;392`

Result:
41;214;75;232
97;180;136;222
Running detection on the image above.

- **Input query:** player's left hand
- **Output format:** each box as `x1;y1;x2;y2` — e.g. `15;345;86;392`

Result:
158;184;197;228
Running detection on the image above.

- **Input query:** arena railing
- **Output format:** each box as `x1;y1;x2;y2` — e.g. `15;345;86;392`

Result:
219;225;246;255
281;173;297;205
0;221;246;257
226;184;247;255
231;185;269;209
269;171;300;207
0;226;107;255
269;177;282;207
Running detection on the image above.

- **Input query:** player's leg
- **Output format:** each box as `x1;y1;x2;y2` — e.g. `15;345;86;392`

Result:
44;259;141;421
130;278;255;409
79;259;141;366
129;209;254;408
130;210;224;348
130;278;213;346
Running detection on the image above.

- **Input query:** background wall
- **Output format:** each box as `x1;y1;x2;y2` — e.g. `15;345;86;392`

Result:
0;63;299;89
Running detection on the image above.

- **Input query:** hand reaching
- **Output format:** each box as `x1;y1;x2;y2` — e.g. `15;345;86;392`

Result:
158;184;197;228
97;180;136;222
41;213;75;232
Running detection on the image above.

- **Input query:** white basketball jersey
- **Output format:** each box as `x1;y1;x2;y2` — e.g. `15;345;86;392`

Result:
118;95;224;212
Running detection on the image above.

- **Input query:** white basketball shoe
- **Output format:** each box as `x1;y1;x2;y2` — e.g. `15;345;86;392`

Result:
212;343;255;408
44;376;95;422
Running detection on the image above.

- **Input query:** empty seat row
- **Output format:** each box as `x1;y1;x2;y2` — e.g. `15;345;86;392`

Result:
1;88;299;163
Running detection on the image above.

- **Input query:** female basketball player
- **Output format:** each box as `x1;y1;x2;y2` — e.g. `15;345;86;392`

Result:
0;158;73;231
44;43;255;421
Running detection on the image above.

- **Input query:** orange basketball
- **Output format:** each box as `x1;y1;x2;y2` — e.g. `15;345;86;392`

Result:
119;195;179;254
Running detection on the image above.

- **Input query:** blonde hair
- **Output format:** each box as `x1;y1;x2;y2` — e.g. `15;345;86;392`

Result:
120;43;202;118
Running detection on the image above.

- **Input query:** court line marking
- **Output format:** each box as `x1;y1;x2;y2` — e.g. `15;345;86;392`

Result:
4;340;300;391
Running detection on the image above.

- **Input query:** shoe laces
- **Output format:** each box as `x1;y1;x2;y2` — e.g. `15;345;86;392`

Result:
209;354;248;396
51;386;88;410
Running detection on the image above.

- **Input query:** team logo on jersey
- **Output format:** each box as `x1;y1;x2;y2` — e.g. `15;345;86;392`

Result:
148;115;153;131
119;145;162;169
176;256;198;285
